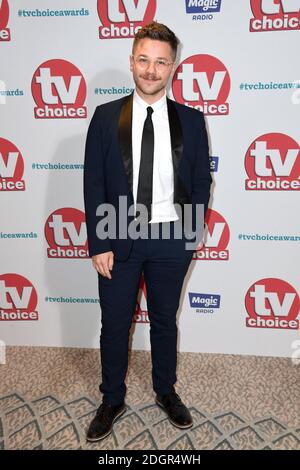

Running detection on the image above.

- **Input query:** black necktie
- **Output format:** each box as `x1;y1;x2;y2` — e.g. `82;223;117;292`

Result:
136;106;154;222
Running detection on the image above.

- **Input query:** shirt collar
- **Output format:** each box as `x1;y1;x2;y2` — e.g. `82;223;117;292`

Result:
133;89;167;113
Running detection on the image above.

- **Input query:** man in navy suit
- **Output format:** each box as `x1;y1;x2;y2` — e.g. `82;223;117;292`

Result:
84;21;212;441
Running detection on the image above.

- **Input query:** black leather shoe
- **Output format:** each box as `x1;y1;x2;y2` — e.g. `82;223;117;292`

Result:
86;402;127;442
155;392;193;429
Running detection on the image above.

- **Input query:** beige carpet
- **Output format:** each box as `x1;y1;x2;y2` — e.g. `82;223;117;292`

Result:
0;347;299;450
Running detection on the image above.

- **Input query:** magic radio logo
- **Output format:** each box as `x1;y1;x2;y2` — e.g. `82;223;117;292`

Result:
189;292;221;314
172;54;230;115
32;59;87;119
245;278;299;329
250;0;300;32
133;274;149;323
185;0;222;16
244;133;300;191
0;138;25;191
194;209;230;260
0;274;38;321
45;208;88;258
210;156;219;172
97;0;156;39
0;0;10;41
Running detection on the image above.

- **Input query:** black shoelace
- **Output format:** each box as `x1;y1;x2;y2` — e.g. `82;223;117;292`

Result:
164;392;185;409
96;404;115;425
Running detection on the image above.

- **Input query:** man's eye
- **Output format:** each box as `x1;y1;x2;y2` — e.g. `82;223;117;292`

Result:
157;60;166;66
139;58;148;63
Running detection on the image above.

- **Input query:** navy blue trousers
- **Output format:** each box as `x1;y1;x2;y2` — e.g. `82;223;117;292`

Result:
97;221;194;406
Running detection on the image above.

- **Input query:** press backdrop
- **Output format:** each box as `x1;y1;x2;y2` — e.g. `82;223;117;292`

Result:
0;0;299;358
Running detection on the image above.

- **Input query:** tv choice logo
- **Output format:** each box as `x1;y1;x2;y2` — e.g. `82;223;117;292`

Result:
250;0;300;32
194;209;230;260
45;208;88;258
189;292;221;314
172;54;230;115
133;274;149;323
32;59;87;119
97;0;156;39
0;274;38;321
185;0;222;14
0;138;25;191
0;0;10;41
245;133;300;191
245;278;299;330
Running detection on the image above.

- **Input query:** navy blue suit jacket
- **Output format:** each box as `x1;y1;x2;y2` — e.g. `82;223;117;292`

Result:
84;92;212;261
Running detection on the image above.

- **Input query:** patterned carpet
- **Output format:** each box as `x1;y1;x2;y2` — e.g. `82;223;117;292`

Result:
1;392;300;450
0;347;299;450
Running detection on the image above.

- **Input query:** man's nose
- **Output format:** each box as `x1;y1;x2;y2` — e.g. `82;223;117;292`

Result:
146;60;156;74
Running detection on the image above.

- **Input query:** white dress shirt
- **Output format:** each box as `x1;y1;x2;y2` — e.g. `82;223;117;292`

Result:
132;89;179;223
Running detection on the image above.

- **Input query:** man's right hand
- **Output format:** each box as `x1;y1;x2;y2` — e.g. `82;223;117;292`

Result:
92;251;114;279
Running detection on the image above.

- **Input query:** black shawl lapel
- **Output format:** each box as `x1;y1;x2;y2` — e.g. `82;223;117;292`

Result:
166;97;184;173
167;97;190;205
118;92;134;195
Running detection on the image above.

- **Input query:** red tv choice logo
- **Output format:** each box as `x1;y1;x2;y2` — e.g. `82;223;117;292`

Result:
194;209;230;261
245;278;299;329
250;0;300;32
245;133;300;191
0;274;38;321
0;0;10;41
133;274;149;323
98;0;156;39
32;59;87;119
45;208;88;258
172;54;230;115
0;138;25;191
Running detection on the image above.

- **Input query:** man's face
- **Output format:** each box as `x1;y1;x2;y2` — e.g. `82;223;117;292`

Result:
130;38;176;101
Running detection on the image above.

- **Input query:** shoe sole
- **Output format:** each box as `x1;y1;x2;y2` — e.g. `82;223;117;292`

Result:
155;398;193;429
86;405;127;442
